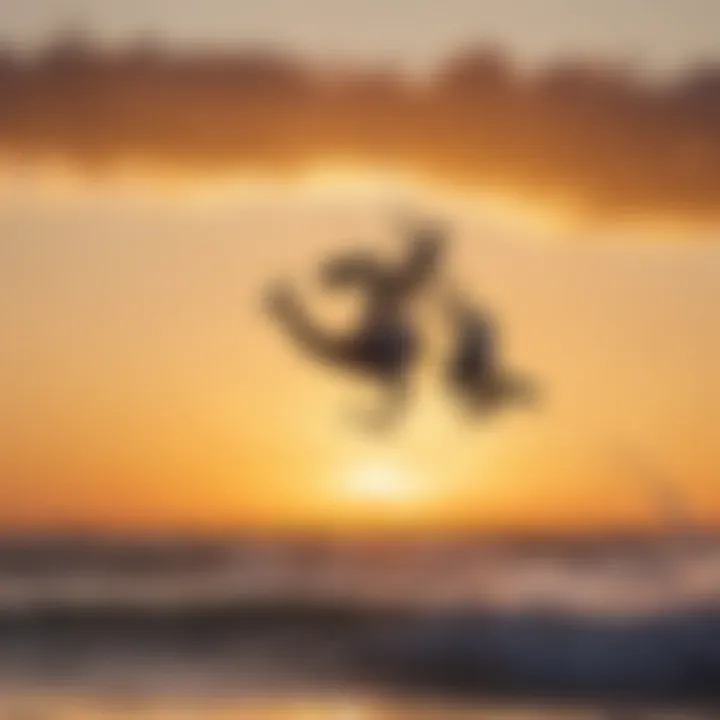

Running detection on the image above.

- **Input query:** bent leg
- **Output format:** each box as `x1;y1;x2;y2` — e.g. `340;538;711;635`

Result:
346;377;411;435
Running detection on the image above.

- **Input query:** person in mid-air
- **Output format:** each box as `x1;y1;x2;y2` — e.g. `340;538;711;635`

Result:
265;222;446;433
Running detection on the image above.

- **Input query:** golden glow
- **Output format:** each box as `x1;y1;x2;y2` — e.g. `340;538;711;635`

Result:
0;161;657;236
0;166;718;534
342;460;420;505
3;160;714;241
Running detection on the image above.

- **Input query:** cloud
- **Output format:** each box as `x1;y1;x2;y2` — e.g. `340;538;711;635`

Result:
2;36;720;224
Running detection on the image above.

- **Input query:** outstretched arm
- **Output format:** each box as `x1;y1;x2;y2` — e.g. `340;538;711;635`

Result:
264;282;349;367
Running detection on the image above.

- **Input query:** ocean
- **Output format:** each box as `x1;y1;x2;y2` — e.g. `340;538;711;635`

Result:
0;533;719;718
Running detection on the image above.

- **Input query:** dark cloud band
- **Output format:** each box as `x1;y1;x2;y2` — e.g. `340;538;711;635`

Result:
2;39;720;223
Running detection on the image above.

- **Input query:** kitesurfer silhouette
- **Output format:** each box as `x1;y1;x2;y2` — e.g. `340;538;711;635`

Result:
265;223;445;432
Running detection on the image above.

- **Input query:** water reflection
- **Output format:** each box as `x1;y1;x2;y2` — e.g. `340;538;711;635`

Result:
0;692;707;719
0;692;648;720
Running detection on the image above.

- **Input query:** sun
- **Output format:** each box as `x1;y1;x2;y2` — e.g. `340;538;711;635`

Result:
343;460;417;504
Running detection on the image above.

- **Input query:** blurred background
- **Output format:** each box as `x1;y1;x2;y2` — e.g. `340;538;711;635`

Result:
1;0;720;717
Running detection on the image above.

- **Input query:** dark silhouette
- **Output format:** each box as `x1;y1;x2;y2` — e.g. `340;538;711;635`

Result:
319;222;445;305
443;292;535;418
265;226;445;432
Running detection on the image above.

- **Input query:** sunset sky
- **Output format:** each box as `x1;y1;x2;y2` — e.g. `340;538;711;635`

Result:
0;0;719;534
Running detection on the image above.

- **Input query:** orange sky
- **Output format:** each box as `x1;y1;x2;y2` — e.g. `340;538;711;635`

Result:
0;173;718;534
1;0;720;534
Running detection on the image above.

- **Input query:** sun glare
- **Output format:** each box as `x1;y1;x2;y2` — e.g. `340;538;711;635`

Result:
343;461;418;504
